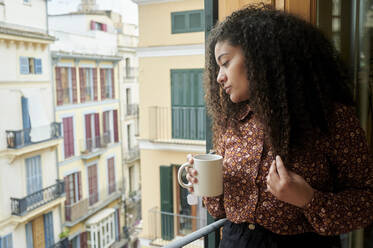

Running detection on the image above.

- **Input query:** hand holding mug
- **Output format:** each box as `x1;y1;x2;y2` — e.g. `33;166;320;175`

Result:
185;154;198;193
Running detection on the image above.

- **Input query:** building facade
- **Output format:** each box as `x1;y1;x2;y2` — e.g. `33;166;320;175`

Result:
133;0;207;245
0;0;65;247
49;7;126;248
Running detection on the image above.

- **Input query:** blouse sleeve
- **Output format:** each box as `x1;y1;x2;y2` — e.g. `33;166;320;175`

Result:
302;105;373;235
202;131;226;219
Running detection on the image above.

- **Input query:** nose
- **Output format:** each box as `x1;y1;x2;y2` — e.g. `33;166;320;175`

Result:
217;69;227;85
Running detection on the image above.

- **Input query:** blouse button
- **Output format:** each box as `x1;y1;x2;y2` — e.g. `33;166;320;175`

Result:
248;223;255;230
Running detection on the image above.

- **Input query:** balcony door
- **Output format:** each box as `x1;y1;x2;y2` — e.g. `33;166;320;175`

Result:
85;113;100;151
26;155;43;206
88;164;98;205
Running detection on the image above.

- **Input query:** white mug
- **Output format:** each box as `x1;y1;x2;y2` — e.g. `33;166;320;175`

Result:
177;154;223;197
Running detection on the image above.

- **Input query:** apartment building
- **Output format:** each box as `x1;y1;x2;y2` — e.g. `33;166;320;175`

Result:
48;3;126;247
133;0;207;245
0;0;66;247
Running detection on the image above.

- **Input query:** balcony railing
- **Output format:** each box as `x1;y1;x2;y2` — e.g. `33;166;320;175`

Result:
148;106;206;142
81;86;96;102
125;104;139;116
126;190;141;233
53;238;69;248
56;88;75;105
6;122;62;149
124;67;138;79
80;132;110;154
148;207;208;247
64;180;123;225
11;180;65;216
124;146;139;163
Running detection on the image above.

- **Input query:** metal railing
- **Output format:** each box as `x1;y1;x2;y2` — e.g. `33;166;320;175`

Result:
148;106;206;142
53;237;69;248
79;132;110;154
56;88;74;105
64;180;123;224
124;67;138;79
126;191;141;233
148;207;208;247
11;180;65;216
81;86;96;102
125;104;139;116
164;218;227;248
6;122;62;149
124;146;140;162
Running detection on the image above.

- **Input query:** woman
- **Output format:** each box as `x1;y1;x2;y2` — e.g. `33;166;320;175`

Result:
186;4;373;248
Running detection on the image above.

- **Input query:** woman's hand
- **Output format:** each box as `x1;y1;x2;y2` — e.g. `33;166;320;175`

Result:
185;154;198;193
266;155;315;208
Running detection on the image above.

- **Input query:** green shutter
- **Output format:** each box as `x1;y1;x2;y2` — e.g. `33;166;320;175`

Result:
160;166;174;240
171;10;204;34
171;69;205;140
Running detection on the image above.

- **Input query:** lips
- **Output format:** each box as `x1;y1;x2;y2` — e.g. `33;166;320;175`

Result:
224;86;232;94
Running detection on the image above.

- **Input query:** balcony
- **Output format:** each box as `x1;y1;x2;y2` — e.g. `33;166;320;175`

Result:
148;207;208;247
6;122;62;149
124;67;138;79
11;180;65;216
124;145;139;163
79;132;110;160
125;104;139;117
148;106;206;143
53;237;69;248
125;190;141;234
64;180;123;227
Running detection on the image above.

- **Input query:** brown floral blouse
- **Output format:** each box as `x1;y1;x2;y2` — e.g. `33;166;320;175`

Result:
203;104;373;235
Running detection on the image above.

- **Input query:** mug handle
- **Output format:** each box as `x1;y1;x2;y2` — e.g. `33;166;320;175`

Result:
178;162;193;189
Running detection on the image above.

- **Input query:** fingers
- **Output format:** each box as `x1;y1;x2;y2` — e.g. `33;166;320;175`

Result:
275;155;288;178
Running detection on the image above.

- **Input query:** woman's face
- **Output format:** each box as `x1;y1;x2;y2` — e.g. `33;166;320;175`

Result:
215;41;250;103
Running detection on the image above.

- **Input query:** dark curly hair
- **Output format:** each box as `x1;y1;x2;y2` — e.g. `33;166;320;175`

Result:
205;4;354;162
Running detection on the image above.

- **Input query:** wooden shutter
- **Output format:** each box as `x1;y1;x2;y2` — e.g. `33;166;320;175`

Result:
43;212;54;247
79;68;86;103
103;111;107;134
85;114;92;151
34;58;42;74
64;176;71;205
71;67;77;103
111;68;115;98
80;232;87;248
113;110;119;142
90;21;95;30
172;12;187;33
63;117;74;158
20;56;29;74
160;166;174;240
100;69;105;100
55;67;63;106
88;165;98;205
93;68;98;101
77;171;82;200
32;216;45;248
108;157;115;193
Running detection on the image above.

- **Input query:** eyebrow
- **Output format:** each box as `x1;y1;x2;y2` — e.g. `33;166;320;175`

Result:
217;52;229;63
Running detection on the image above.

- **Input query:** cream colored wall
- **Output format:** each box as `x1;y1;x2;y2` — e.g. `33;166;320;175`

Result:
138;54;204;139
138;0;204;47
140;149;191;239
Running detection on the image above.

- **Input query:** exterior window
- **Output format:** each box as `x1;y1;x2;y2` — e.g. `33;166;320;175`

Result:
171;69;205;140
0;233;13;248
88;164;98;205
90;21;107;31
127;124;131;150
79;68;97;103
84;113;100;152
100;68;115;100
25;155;43;204
43;212;54;248
56;67;77;106
129;165;135;193
20;57;42;74
103;110;119;144
62;117;75;159
171;10;204;34
107;157;116;194
86;211;116;247
64;172;81;205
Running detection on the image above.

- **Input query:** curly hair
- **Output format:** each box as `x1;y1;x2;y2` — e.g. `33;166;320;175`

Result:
205;4;354;162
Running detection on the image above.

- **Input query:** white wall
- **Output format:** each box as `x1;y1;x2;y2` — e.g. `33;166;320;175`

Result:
2;0;47;31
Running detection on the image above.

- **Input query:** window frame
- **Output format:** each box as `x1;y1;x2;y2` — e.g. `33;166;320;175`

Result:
171;10;204;34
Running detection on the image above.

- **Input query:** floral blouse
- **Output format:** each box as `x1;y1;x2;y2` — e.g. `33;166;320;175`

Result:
203;104;373;235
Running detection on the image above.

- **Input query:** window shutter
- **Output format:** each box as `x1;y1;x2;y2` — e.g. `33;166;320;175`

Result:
108;157;115;193
80;232;87;248
103;111;107;134
113;110;119;142
64;176;71;205
111;68;115;98
85;114;92;151
102;23;107;32
100;69;105;100
43;212;54;248
172;13;186;33
93;68;98;101
90;21;95;30
79;68;86;103
189;11;204;32
71;68;77;103
160;166;174;240
94;113;100;138
20;57;29;74
26;223;33;248
55;67;63;106
63;118;69;158
77;171;82;200
34;59;42;74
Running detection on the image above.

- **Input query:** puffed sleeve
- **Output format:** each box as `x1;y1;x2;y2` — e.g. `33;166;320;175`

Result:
302;105;373;235
202;131;226;219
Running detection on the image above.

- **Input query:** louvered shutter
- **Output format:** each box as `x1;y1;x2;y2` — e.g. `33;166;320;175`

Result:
77;171;82;200
93;68;98;101
79;68;86;103
113;110;118;142
85;114;92;151
20;57;29;74
55;67;63;105
160;166;174;240
71;68;77;103
43;212;54;248
90;21;95;30
100;69;105;100
111;68;115;98
34;59;42;74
